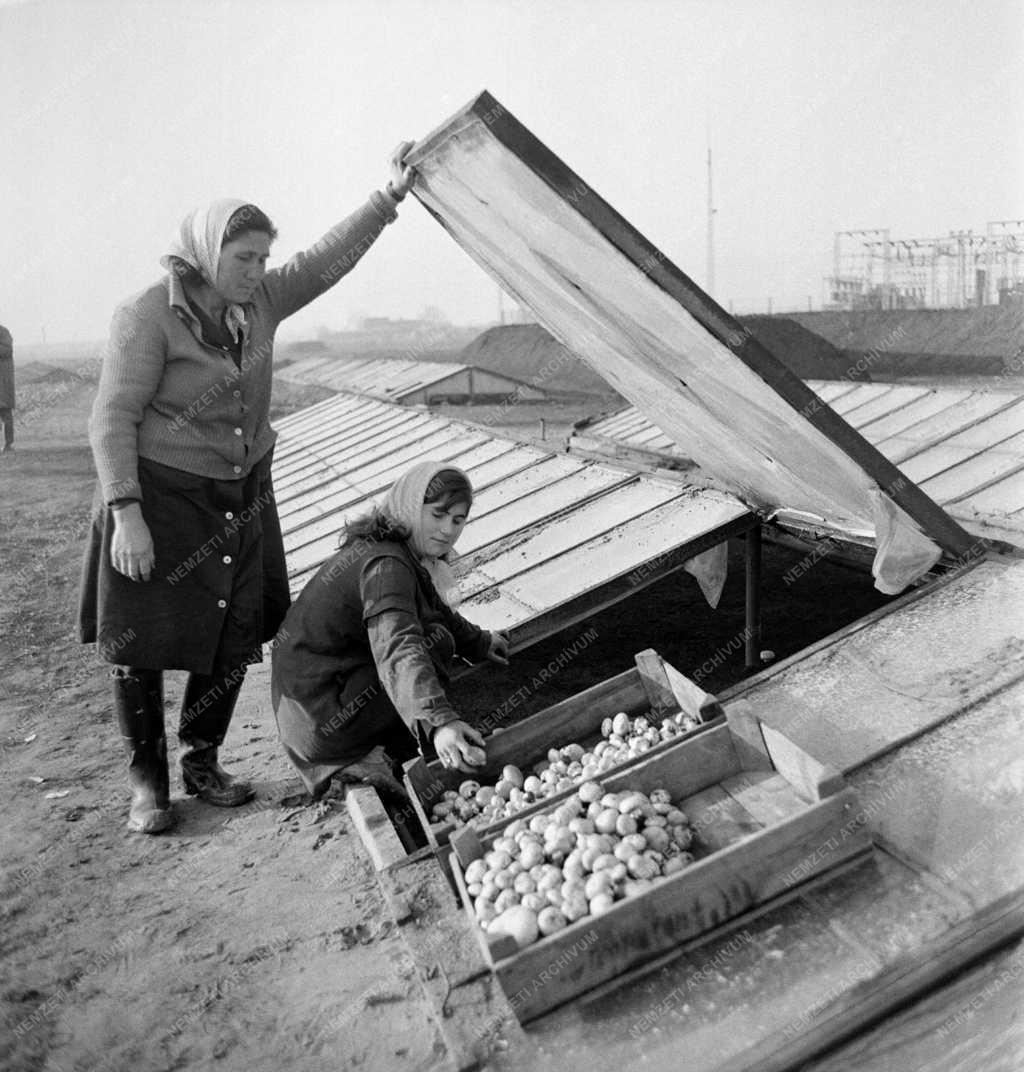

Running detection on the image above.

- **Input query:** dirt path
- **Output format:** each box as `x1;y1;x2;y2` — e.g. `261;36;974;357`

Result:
1;364;897;1072
0;383;445;1072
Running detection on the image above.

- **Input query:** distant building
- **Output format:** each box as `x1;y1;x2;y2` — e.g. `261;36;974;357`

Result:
276;354;547;406
826;221;1024;311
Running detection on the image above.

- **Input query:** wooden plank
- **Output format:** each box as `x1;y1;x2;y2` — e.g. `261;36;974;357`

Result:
456;467;635;559
276;410;422;488
564;435;692;474
681;783;764;855
478;671;649;759
724;696;774;772
450;825;485;871
957;466;1024;515
634;648;721;721
920;431;1024;503
761;723;847;802
377;853;530;1072
634;647;684;717
839;385;934;428
464;454;586;525
855;389;973;441
485;509;757;651
456;481;686;598
409;90;976;559
715;885;1024;1072
722;770;810;827
829;384;886;416
345;786;409;871
881;393;1019;465
402;756;450;851
572;721;742;808
489;788;871;1022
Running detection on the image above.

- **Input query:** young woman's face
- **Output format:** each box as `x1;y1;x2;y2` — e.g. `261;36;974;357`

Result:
215;231;271;303
413;497;470;558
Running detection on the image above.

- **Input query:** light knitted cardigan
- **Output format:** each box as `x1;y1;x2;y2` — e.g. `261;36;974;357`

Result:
89;196;397;504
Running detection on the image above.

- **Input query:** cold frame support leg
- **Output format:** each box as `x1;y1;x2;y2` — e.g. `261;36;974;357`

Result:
744;523;762;671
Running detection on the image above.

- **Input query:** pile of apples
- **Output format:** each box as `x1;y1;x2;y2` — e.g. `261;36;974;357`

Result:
429;708;699;829
462;781;696;950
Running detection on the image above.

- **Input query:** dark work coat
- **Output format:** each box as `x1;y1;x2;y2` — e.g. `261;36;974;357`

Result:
271;537;491;796
0;326;13;409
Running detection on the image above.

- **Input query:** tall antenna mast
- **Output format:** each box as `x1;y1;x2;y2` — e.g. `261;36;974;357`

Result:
706;126;716;298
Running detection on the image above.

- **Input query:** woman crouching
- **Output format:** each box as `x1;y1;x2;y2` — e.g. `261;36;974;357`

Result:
271;461;509;798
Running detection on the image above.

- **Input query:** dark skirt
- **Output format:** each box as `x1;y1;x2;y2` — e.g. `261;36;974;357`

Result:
78;449;290;675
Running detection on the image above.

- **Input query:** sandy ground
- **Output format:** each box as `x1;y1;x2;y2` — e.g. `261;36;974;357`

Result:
0;363;899;1072
0;375;451;1072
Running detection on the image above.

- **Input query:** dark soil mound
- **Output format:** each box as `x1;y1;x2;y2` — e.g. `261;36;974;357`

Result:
457;324;618;399
457;316;861;398
740;316;863;380
788;307;1024;376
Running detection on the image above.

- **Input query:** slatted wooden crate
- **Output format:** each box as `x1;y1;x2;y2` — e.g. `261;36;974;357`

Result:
448;715;874;1023
404;649;724;850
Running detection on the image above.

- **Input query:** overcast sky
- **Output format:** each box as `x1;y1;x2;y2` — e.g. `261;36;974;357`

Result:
2;0;1021;345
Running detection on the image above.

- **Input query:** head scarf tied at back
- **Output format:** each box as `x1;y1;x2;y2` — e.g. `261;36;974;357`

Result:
380;460;471;606
160;197;251;342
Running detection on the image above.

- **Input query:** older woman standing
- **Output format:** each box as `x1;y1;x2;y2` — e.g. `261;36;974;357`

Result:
271;461;509;800
80;144;415;834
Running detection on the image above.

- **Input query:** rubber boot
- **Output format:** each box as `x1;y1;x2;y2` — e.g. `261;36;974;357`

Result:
179;671;255;807
113;667;173;834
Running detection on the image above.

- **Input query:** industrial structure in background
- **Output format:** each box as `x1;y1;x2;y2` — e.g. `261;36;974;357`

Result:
826;220;1024;311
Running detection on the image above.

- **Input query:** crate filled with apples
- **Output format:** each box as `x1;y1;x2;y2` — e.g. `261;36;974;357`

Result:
448;716;874;1023
460;781;697;940
404;649;724;850
430;708;698;830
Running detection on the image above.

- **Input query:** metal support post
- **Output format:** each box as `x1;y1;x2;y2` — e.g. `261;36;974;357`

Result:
745;524;762;671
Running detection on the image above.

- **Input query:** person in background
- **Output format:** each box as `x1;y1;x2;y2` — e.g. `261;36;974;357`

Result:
79;143;416;834
271;460;509;799
0;323;14;453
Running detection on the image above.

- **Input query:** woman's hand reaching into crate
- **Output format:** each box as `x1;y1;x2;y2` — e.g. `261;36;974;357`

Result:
434;720;487;771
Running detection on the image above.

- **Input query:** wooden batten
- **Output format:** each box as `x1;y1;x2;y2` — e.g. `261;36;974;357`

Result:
634;647;726;722
450;825;485;871
760;723;847;802
723;697;774;772
482;668;650;766
345;786;410;872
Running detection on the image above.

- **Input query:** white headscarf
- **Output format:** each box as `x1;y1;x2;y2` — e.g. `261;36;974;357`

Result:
380;460;472;606
160;197;251;342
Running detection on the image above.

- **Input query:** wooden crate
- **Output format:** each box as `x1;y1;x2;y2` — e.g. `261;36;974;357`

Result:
404;649;724;850
448;715;874;1023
